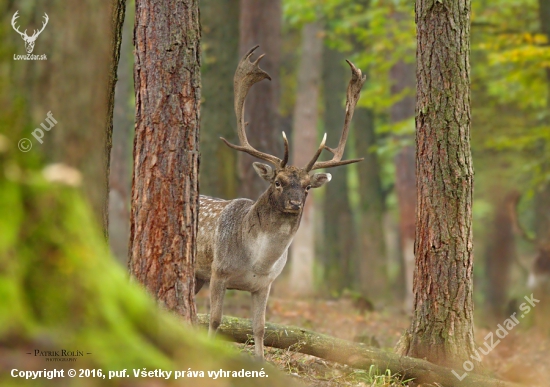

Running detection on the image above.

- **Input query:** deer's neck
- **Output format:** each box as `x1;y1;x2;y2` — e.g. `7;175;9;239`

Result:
244;188;302;273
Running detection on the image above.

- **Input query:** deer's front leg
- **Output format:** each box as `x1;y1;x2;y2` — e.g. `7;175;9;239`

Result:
208;274;226;337
251;285;271;360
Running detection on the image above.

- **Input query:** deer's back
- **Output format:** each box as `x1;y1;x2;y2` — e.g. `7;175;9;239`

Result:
195;196;231;279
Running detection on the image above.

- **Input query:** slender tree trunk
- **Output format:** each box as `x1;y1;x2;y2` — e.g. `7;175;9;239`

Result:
238;0;282;199
533;183;550;336
391;55;416;309
129;0;200;323
322;47;355;294
200;0;239;199
103;0;128;237
397;0;477;368
109;0;133;264
289;22;323;295
354;108;387;299
484;190;516;322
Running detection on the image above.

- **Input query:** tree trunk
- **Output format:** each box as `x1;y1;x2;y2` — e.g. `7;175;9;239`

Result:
109;0;133;264
390;56;416;309
354;108;387;300
238;0;282;199
289;22;323;295
397;0;477;368
129;0;200;323
484;190;517;322
322;47;355;294
104;0;128;237
197;315;523;387
533;0;550;336
200;0;239;199
533;183;550;336
9;0;112;230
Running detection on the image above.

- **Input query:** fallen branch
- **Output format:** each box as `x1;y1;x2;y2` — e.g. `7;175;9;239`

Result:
198;314;524;387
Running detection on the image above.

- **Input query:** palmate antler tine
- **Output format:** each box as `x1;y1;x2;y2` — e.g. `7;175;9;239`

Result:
221;45;285;167
309;60;366;171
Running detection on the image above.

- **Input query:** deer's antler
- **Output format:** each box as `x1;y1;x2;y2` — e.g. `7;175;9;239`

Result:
221;45;289;168
306;60;366;171
11;11;27;39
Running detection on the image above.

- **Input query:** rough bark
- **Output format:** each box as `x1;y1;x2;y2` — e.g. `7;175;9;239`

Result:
197;315;523;387
322;47;355;294
109;0;133;264
484;190;517;322
289;22;323;295
354;108;387;300
238;0;282;199
200;0;239;199
129;0;200;323
397;0;477;368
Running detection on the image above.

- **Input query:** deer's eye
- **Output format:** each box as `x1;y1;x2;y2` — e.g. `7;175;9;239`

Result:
275;181;281;188
306;185;311;191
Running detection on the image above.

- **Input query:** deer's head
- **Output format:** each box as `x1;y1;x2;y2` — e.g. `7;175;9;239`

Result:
11;11;49;54
221;46;366;214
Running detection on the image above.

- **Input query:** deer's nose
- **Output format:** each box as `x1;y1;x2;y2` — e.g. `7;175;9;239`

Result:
289;200;302;209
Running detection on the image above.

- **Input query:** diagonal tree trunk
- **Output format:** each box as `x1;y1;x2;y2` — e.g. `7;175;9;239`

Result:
238;0;282;199
289;22;323;295
129;0;200;323
397;0;477;368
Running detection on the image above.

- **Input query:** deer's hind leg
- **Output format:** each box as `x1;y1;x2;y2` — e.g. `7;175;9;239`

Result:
208;273;226;337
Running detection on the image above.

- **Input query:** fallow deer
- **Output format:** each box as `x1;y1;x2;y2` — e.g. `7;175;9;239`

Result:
195;46;366;359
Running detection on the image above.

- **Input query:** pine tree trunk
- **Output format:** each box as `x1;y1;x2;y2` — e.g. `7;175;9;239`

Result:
129;0;200;323
200;0;239;199
322;47;355;294
397;0;477;368
238;0;282;199
354;108;387;299
289;22;323;295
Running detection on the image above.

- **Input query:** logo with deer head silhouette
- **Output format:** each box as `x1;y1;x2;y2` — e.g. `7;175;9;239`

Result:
11;11;48;54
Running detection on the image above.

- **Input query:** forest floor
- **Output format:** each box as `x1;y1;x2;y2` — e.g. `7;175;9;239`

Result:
196;288;550;387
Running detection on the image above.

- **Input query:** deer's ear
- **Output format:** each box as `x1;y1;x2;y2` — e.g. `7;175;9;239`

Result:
310;173;332;188
253;162;275;182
